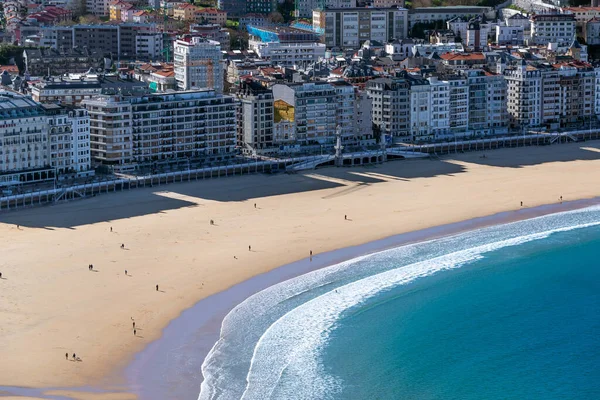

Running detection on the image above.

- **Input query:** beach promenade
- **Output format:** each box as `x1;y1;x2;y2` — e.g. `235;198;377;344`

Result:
1;143;600;400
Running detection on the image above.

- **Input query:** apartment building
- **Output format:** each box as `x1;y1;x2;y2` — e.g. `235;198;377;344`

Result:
446;75;469;136
43;104;92;175
408;6;493;26
174;36;224;93
136;32;164;60
331;81;357;145
555;61;596;127
504;60;542;128
562;6;600;25
355;90;374;144
530;14;575;46
366;78;410;142
82;95;133;170
463;69;508;135
0;94;49;178
250;40;326;68
584;17;600;45
315;7;408;49
129;90;237;163
236;80;274;154
0;93;92;186
83;90;236;170
272;82;344;147
87;0;110;16
38;24;159;60
30;74;147;106
496;25;525;46
195;8;227;26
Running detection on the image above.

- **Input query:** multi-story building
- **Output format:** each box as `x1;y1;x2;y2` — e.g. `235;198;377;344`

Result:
366;77;410;142
354;90;374;144
38;24;159;60
0;93;93;186
136;32;164;60
129;90;237;164
195;8;227;26
584;17;600;45
0;93;50;181
23;47;105;76
439;52;486;70
373;0;403;7
272;82;340;147
217;0;246;18
504;60;542;128
408;6;493;26
530;14;575;46
554;61;596;128
496;25;525;45
505;12;531;32
330;81;357;145
298;0;354;19
173;3;198;20
30;73;148;106
174;36;224;93
562;6;600;25
191;24;231;51
447;75;469;137
87;0;110;16
315;7;408;49
82;95;133;170
250;40;326;68
236;79;274;154
463;69;508;135
43;104;92;175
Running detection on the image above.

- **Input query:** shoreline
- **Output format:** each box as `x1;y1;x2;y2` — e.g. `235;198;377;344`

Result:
126;197;600;400
4;198;597;400
1;143;600;399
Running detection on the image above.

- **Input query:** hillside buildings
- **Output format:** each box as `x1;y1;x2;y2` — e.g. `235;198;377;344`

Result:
530;14;576;46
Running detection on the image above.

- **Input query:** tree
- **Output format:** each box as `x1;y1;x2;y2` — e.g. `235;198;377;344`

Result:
78;14;101;24
268;11;284;24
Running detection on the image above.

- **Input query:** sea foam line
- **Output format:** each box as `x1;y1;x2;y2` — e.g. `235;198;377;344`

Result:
200;205;600;400
240;220;600;399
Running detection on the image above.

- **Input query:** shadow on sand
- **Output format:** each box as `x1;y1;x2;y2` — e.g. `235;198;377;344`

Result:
1;143;596;229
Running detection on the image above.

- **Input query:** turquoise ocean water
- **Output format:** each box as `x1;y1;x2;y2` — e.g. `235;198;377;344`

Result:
199;206;600;400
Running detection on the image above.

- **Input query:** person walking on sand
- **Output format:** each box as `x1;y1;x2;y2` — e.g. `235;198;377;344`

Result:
110;227;113;232
0;272;2;279
520;201;523;207
254;203;257;208
210;219;214;225
345;215;347;220
121;243;125;249
156;284;159;291
65;352;68;360
133;321;135;329
125;269;128;276
72;353;76;360
134;329;137;336
249;245;251;252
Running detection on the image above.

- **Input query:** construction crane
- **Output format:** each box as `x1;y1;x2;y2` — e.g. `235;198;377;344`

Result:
161;6;171;62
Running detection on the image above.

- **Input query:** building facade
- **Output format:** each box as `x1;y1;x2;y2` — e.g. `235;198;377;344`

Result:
174;36;224;93
530;14;576;46
250;40;326;68
236;80;275;154
316;7;408;49
366;77;410;141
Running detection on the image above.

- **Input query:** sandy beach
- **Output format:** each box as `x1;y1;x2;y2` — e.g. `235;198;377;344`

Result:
1;142;600;399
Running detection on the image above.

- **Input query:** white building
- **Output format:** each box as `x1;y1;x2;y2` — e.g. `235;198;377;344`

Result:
331;81;357;145
408;77;434;141
496;25;525;45
562;6;600;25
315;7;408;49
426;77;450;139
447;75;469;136
136;32;164;60
44;105;92;176
249;40;326;68
530;14;576;46
504;60;542;128
174;36;224;93
0;94;49;179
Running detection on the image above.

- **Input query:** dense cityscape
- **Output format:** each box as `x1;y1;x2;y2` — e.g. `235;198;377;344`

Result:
0;0;599;190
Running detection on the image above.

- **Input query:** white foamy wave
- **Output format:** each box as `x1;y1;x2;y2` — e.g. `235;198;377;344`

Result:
240;220;600;399
200;205;600;400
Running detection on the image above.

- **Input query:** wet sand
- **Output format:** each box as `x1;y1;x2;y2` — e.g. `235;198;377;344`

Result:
1;143;600;399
